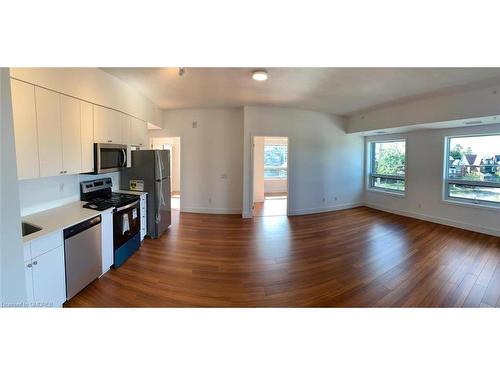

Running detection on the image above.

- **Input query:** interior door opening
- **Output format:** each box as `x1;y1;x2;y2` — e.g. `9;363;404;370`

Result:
252;136;288;217
151;137;181;211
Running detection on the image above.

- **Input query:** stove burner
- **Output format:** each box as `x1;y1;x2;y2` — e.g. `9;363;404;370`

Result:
81;179;139;211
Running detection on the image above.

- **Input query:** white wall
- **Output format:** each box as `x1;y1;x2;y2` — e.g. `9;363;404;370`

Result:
10;68;162;126
243;106;365;217
253;137;265;202
151;108;244;214
365;124;500;236
19;172;120;217
1;68;26;305
348;83;500;133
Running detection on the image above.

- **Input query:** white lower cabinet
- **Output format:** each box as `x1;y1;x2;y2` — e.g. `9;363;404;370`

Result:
100;210;114;275
140;193;147;241
25;238;66;308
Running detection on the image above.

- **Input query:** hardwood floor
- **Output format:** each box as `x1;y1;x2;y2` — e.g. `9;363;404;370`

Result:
65;207;500;307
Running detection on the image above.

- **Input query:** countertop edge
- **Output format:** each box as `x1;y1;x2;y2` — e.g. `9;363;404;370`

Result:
22;203;114;244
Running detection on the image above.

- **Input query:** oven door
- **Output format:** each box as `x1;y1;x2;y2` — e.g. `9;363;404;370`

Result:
95;143;127;173
113;200;140;250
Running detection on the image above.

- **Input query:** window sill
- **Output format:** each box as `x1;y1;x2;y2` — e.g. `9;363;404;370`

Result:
366;188;406;198
443;198;500;212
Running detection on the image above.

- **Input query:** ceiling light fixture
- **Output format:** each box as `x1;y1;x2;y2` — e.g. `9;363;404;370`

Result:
252;69;268;81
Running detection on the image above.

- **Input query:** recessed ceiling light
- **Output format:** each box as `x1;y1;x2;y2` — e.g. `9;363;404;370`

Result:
252;70;268;81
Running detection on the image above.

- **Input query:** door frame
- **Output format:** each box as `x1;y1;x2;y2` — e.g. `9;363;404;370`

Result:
249;134;290;217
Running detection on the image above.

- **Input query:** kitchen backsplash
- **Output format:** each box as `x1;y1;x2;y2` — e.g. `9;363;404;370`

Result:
19;172;120;216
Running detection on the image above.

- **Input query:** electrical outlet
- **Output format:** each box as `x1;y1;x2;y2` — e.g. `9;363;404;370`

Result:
322;197;326;203
208;197;212;203
59;183;64;192
192;121;198;128
418;203;422;209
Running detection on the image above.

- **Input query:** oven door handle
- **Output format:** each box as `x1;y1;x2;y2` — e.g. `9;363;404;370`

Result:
115;201;138;212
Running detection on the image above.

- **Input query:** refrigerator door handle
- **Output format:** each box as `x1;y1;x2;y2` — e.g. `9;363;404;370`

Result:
155;151;163;180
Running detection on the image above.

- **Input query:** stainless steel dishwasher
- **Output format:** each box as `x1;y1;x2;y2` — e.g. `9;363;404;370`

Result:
63;215;102;300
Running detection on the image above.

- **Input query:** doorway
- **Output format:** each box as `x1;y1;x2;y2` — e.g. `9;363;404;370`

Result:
151;137;181;211
252;136;288;217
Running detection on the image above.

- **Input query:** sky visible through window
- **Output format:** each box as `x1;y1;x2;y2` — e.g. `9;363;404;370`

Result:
449;134;500;159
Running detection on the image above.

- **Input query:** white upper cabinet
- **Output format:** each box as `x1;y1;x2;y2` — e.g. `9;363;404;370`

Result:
81;101;94;173
130;116;149;148
94;105;124;144
138;120;149;150
35;87;64;177
60;95;82;175
122;114;132;145
10;77;149;180
10;79;40;180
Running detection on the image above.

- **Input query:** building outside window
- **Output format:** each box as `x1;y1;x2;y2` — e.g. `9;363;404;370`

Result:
264;144;287;179
445;134;500;206
369;140;406;193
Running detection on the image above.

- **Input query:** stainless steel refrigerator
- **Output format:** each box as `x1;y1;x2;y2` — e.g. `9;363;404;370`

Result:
120;150;171;238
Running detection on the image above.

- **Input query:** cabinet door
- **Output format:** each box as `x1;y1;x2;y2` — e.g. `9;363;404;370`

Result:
81;101;94;173
138;119;149;149
60;95;82;174
10;79;40;180
130;117;149;148
32;245;66;307
122;114;132;145
93;105;109;143
35;87;63;177
25;261;34;305
100;210;114;275
140;195;147;241
94;106;123;144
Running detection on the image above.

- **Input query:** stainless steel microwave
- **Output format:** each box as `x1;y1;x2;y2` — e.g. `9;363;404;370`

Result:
94;143;128;174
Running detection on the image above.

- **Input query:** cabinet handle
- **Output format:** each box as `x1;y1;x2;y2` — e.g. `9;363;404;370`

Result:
27;263;32;268
33;261;38;265
108;140;113;143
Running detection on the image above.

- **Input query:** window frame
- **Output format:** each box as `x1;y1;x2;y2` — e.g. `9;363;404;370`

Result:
263;143;288;180
368;139;407;195
443;134;500;209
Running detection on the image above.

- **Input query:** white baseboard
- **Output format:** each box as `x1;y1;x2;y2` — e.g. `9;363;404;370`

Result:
288;202;364;216
181;206;242;215
366;203;500;237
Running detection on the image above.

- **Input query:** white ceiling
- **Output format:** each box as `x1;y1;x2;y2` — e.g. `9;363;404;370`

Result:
102;68;500;116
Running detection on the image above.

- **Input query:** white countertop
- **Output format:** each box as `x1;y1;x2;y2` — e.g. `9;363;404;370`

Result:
21;201;113;243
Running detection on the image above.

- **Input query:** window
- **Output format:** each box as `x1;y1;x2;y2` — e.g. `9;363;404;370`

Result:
445;134;500;207
369;140;406;193
264;144;287;179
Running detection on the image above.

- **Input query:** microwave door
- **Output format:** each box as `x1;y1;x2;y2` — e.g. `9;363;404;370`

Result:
96;144;127;173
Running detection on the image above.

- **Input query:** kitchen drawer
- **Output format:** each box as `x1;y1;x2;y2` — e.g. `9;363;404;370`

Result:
23;243;32;262
30;230;63;259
